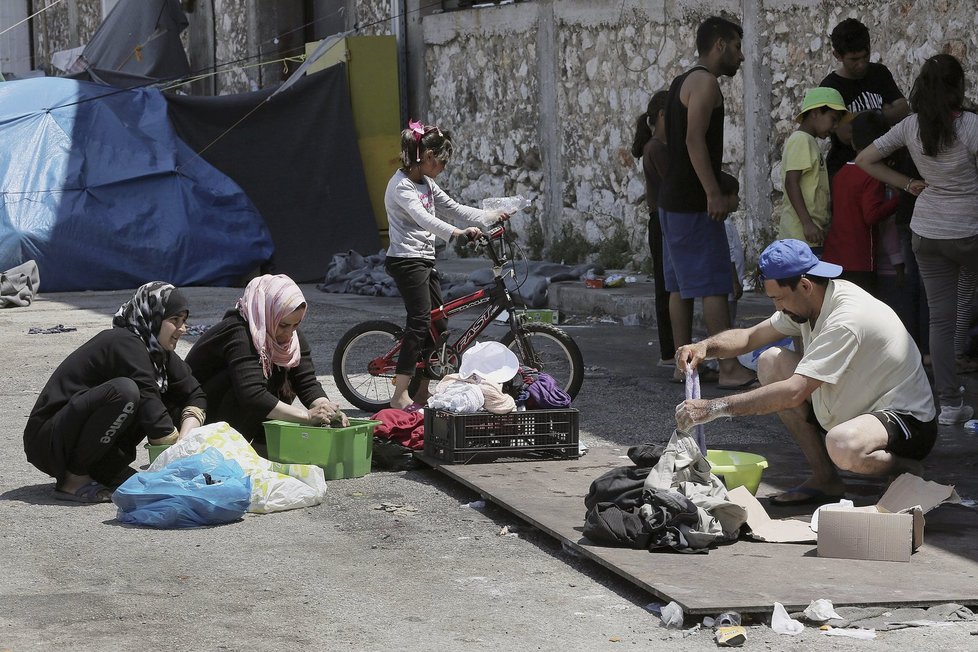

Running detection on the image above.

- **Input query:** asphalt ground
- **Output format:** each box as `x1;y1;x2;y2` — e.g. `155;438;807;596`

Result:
2;282;977;650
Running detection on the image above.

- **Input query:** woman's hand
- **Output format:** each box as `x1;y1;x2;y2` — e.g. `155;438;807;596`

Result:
906;178;928;197
493;211;512;223
308;399;348;427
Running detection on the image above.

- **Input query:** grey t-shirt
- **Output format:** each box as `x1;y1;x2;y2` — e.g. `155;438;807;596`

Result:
874;112;978;239
384;170;491;259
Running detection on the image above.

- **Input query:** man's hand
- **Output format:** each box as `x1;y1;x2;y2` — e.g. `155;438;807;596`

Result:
706;190;728;221
675;398;729;432
675;341;709;373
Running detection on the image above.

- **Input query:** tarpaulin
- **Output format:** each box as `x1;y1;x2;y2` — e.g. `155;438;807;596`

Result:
67;0;191;88
166;64;381;283
0;77;273;291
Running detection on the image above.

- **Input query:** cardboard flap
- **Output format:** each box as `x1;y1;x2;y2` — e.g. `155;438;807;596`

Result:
877;474;959;514
728;486;816;543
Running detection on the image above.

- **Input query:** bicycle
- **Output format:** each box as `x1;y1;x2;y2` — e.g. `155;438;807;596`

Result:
332;224;585;412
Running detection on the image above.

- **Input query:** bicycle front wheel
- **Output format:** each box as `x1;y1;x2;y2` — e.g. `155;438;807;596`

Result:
500;323;584;398
332;320;403;412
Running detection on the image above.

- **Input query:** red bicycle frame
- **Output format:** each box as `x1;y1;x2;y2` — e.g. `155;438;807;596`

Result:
369;226;516;377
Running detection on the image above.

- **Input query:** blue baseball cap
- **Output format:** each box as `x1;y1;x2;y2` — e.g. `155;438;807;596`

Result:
758;239;843;280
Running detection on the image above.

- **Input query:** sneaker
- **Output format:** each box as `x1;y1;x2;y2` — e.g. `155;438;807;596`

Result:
938;403;974;425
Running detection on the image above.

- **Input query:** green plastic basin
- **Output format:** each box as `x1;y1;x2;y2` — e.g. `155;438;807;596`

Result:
706;449;768;495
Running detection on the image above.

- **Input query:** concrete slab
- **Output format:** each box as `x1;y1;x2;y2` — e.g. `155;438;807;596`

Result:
419;446;978;615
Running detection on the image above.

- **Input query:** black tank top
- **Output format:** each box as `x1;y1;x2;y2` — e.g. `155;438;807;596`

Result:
658;66;724;212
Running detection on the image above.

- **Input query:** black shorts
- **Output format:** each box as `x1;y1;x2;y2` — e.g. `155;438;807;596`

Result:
871;410;938;461
806;406;937;460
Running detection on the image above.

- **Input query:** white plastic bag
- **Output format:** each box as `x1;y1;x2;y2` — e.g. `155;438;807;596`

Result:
770;602;804;635
150;422;328;514
803;599;843;622
809;499;854;532
660;601;684;629
480;195;530;224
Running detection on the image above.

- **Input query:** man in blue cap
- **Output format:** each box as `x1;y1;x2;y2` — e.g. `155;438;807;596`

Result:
675;239;936;505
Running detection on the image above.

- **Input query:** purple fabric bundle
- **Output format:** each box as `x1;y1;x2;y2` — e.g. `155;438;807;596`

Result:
526;373;572;409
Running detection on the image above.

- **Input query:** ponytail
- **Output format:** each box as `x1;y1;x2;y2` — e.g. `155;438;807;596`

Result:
630;90;669;159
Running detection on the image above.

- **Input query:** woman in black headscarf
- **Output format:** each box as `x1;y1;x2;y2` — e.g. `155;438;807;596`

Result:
24;282;207;503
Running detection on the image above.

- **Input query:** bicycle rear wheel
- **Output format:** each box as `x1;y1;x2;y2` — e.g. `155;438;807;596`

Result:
332;320;404;412
500;323;584;398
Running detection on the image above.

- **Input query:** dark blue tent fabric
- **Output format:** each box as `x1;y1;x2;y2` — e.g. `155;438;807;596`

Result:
0;77;273;291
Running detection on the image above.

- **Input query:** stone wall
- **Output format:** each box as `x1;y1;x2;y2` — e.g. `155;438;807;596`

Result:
24;0;978;268
31;0;102;73
424;0;978;270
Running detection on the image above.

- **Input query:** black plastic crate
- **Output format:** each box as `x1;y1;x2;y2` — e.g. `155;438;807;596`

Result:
423;408;580;464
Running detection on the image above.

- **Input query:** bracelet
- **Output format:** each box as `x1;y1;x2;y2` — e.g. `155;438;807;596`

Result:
904;179;915;192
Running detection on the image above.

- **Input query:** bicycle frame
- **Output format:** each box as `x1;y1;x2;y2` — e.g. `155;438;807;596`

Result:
368;226;529;378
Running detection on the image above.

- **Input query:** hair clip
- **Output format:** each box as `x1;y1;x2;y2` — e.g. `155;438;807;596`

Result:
408;119;442;162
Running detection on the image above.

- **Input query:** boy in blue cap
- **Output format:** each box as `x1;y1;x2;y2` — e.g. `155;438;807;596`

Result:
674;239;936;505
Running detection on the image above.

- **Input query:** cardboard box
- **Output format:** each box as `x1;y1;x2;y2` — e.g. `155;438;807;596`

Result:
816;474;958;562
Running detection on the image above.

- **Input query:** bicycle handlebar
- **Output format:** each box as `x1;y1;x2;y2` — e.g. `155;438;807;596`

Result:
468;223;507;265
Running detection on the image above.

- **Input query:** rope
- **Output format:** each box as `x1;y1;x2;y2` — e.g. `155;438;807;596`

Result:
0;0;66;39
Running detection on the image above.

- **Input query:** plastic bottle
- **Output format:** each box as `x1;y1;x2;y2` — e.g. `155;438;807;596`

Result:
964;419;978;433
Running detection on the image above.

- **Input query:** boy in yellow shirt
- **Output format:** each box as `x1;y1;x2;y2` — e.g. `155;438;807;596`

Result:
779;87;847;252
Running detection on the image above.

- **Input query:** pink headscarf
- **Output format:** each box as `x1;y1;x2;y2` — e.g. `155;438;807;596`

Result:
236;275;305;381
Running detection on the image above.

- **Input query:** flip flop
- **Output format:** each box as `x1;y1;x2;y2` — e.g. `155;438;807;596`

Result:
768;486;844;507
717;377;760;390
53;481;113;504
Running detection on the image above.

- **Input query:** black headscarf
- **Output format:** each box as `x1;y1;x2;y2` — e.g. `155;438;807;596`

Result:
112;282;188;392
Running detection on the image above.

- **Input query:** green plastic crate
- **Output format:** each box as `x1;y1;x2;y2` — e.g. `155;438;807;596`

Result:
263;419;380;479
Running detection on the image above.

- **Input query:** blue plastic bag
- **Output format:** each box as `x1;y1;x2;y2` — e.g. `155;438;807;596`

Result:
113;447;251;528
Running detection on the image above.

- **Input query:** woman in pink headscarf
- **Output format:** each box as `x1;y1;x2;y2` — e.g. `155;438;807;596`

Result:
186;274;347;447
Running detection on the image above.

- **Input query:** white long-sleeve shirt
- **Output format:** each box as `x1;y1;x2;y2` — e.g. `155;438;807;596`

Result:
385;169;491;259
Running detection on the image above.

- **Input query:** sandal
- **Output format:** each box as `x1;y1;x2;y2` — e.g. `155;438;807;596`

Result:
53;481;113;504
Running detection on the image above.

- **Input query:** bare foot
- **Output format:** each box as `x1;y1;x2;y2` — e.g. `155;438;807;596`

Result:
390;396;413;410
769;477;847;506
57;471;97;495
717;361;757;389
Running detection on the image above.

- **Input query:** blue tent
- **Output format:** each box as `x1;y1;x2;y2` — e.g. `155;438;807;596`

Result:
0;77;273;291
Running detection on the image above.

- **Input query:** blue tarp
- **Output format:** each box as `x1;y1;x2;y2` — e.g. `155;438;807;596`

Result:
0;77;274;291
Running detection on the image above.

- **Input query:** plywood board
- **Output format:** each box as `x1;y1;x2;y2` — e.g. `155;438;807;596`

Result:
418;447;978;614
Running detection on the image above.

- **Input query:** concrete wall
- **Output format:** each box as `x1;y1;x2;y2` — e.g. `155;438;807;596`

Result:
30;0;102;72
0;3;32;78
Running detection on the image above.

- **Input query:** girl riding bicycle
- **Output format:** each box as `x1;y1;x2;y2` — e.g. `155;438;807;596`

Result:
385;120;509;410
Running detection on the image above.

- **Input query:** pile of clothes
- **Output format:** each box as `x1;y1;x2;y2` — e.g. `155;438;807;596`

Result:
583;431;747;553
369;342;574;459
